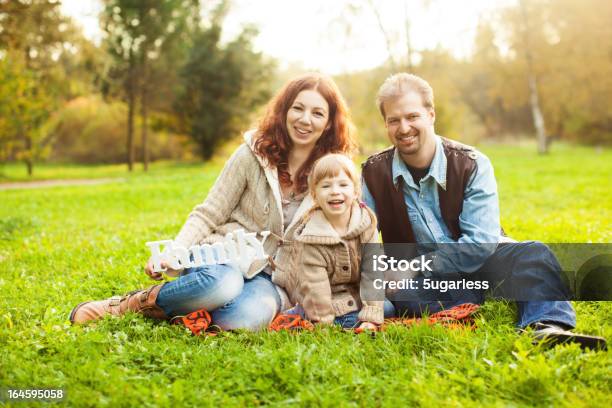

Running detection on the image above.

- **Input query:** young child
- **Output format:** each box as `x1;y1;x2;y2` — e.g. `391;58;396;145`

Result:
272;154;383;330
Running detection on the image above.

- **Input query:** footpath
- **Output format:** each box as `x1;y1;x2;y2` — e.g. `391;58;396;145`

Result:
0;178;124;191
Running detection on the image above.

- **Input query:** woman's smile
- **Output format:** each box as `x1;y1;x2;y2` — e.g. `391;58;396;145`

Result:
286;89;330;149
294;126;313;137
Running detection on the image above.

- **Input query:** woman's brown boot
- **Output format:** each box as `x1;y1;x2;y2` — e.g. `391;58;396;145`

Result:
70;284;168;324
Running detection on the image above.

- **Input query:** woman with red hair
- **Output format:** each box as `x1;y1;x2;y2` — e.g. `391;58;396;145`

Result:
70;73;358;331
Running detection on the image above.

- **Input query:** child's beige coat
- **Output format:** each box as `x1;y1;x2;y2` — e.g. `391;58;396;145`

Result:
272;202;384;325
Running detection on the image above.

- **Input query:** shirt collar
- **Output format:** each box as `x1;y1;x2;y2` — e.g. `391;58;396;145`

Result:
391;135;447;190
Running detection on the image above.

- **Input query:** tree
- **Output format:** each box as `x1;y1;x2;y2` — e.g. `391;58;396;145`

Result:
101;0;139;171
518;0;548;154
175;7;273;160
337;0;424;72
496;0;612;148
0;0;76;175
0;53;56;169
455;21;528;140
536;0;612;145
134;0;199;171
101;0;198;171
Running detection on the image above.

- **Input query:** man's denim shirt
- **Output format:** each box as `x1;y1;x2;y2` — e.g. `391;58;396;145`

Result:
362;135;501;276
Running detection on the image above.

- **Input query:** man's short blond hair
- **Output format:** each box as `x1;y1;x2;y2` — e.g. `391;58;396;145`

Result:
376;73;434;118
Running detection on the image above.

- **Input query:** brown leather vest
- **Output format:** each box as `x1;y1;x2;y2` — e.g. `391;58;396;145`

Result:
361;137;478;244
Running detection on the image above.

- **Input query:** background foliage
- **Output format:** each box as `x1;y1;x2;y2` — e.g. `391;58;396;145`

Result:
1;0;611;176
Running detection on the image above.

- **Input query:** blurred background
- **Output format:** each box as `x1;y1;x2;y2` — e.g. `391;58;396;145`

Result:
0;0;610;177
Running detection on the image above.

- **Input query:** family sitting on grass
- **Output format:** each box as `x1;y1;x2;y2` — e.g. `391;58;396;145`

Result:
70;73;606;350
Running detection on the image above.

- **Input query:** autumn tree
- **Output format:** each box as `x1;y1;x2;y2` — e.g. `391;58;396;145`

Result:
0;0;75;175
101;0;198;171
0;53;54;167
497;0;612;148
175;4;273;160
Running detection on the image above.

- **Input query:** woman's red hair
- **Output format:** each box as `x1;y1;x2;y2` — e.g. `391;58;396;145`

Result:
254;73;357;193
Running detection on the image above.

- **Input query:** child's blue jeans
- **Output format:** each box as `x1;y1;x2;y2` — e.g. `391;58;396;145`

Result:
285;301;396;329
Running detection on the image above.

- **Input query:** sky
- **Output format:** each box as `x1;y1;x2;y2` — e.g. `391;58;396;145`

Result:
61;0;517;75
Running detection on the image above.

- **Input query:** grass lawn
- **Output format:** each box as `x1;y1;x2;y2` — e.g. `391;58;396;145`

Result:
0;143;610;406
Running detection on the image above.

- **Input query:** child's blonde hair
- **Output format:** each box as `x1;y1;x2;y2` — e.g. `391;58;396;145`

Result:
298;153;376;236
307;153;361;199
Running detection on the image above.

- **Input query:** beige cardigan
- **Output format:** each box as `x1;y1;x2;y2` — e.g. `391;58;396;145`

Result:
272;202;385;325
174;130;314;282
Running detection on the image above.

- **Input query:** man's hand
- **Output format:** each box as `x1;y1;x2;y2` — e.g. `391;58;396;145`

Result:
144;258;181;280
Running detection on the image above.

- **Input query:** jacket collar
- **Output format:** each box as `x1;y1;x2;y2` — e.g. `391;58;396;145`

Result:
295;202;374;245
391;135;447;190
243;130;313;232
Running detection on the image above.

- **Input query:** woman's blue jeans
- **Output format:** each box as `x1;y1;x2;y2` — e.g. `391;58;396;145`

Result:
155;263;281;331
155;262;397;331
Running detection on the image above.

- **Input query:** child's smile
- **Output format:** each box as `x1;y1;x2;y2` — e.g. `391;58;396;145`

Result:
314;172;356;218
327;198;345;209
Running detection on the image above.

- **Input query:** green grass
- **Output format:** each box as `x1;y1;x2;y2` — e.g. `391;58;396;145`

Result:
0;160;208;183
0;143;610;406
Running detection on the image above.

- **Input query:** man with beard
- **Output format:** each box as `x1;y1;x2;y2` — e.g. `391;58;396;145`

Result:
361;73;606;350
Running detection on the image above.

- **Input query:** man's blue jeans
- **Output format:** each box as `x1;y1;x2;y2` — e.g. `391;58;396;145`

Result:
156;263;282;331
392;241;576;328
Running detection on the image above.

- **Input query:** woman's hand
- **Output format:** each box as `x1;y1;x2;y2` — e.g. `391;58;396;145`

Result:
144;259;181;281
144;258;164;280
